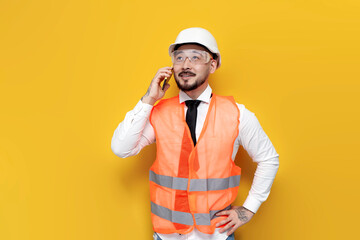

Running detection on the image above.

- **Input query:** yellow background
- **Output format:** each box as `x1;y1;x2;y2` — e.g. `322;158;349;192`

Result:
1;0;359;239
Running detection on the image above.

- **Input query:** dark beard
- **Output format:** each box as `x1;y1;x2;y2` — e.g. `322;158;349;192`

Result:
174;74;208;91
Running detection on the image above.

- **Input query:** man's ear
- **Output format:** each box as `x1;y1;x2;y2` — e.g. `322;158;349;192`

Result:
209;59;217;73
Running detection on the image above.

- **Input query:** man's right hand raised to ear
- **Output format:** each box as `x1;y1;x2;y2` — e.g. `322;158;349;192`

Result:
141;67;173;106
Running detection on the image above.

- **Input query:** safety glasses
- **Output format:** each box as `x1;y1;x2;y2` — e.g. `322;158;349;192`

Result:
170;49;213;65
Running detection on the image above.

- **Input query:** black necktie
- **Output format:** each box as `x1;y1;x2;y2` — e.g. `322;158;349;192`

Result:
185;100;201;146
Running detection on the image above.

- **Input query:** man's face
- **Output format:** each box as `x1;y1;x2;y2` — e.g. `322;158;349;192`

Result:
172;44;217;92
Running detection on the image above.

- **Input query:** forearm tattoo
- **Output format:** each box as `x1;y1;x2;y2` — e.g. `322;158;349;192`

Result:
235;207;249;222
141;87;151;101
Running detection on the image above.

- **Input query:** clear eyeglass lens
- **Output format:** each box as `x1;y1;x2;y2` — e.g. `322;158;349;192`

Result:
171;50;210;64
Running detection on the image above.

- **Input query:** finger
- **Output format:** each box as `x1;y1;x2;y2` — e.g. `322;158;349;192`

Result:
154;73;172;84
160;70;173;75
155;69;172;78
227;223;239;236
159;68;173;73
215;218;231;227
159;71;172;77
159;67;173;73
219;221;235;233
216;210;230;216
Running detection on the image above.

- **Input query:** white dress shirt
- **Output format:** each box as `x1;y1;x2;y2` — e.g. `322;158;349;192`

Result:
111;84;279;240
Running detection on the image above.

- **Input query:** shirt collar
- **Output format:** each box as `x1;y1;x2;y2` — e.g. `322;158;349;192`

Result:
179;84;213;104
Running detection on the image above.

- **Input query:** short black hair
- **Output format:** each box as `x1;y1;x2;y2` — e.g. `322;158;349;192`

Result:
174;42;218;60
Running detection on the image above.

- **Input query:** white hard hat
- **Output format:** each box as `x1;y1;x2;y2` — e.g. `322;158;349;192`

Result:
168;27;221;68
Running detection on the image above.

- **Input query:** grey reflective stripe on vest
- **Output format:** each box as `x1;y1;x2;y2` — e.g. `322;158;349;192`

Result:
151;201;194;225
149;170;188;190
194;205;232;225
150;170;241;191
189;175;241;191
151;201;231;226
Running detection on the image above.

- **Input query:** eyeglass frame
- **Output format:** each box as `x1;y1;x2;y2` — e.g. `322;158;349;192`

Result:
170;49;214;65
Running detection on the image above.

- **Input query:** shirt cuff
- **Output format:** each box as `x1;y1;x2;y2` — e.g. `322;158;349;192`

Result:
133;100;153;118
242;195;262;214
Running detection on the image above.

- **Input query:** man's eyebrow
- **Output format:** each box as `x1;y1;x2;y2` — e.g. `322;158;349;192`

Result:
191;50;201;53
175;50;202;54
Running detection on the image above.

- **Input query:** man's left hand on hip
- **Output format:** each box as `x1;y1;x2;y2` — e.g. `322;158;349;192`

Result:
215;206;255;235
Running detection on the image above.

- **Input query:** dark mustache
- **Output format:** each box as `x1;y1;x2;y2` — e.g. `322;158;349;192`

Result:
179;71;196;76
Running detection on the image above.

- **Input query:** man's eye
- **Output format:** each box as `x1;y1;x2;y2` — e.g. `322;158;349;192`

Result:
192;56;200;60
176;56;183;61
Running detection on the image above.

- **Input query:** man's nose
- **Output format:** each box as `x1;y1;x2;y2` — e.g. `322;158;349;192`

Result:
182;57;192;69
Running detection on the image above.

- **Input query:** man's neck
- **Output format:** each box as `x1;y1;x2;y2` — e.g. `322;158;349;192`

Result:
183;83;208;100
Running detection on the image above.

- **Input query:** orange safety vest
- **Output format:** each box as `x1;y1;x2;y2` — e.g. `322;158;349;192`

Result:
149;93;241;235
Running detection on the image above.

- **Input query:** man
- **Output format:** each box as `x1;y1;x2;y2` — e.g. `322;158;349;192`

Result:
111;27;279;240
